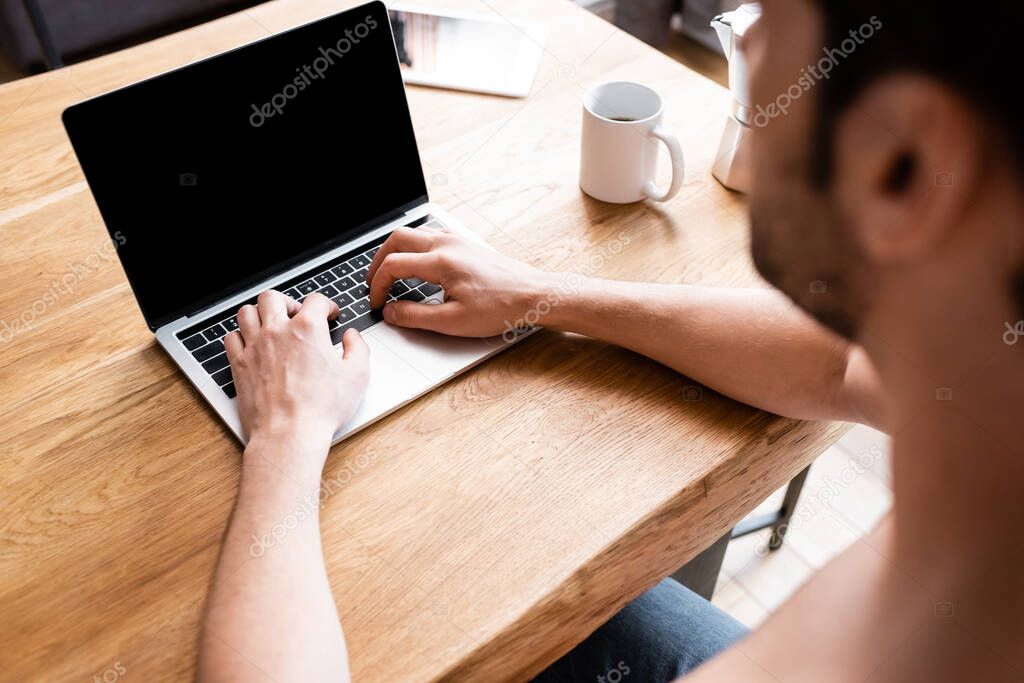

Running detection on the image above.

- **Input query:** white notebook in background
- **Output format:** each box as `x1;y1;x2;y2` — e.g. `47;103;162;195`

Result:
388;5;549;98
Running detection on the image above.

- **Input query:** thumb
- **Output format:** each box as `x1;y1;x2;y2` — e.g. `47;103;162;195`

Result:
340;328;370;364
383;300;464;334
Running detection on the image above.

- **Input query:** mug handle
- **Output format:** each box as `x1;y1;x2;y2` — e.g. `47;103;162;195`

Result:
642;125;685;202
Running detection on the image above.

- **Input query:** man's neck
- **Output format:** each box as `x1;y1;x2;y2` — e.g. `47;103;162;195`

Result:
863;255;1024;598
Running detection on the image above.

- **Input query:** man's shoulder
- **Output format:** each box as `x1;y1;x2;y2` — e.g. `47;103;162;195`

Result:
682;518;1016;682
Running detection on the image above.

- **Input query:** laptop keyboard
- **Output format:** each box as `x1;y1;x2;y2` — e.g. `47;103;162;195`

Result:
176;216;445;399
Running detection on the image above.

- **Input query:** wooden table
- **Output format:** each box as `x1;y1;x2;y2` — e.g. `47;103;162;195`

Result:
0;1;847;680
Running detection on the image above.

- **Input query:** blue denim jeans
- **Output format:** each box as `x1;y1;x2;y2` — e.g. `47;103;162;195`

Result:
532;578;748;683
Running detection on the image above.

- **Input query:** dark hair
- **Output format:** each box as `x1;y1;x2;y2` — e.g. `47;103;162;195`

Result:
812;2;1024;318
811;2;1024;184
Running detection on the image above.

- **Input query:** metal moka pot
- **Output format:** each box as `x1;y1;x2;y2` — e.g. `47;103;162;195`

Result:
710;3;761;193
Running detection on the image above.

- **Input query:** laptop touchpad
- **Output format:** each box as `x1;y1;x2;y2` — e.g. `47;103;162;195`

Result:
368;322;501;384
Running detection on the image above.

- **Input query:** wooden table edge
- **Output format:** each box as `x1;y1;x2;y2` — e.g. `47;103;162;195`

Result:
436;419;849;681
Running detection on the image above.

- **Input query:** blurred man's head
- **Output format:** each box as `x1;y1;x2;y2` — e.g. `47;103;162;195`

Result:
745;0;1024;342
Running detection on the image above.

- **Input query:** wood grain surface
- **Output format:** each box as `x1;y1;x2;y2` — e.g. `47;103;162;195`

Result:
0;0;847;680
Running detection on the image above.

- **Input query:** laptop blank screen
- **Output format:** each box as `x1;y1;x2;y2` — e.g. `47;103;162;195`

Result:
62;1;426;330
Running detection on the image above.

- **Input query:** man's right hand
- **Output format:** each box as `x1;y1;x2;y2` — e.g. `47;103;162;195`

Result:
224;290;370;454
366;226;553;337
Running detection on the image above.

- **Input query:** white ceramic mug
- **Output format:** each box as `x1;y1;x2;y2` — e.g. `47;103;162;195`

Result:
579;81;684;204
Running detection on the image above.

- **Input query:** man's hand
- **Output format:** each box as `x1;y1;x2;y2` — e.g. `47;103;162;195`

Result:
366;226;552;337
224;290;370;453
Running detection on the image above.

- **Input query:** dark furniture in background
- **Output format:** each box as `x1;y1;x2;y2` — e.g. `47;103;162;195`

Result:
615;0;740;53
615;0;678;49
0;0;264;71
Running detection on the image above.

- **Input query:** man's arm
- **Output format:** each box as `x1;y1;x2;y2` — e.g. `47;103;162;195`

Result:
365;227;886;429
199;433;348;682
540;279;887;428
197;291;370;683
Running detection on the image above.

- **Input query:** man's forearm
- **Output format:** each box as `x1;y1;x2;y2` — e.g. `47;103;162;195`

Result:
541;278;858;423
198;433;349;683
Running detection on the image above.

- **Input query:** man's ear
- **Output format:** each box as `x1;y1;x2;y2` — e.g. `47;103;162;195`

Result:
831;74;983;264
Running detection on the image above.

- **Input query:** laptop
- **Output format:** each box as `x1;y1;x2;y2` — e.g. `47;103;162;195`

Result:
62;0;529;445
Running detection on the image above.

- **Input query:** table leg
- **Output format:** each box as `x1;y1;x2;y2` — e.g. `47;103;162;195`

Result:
730;464;812;550
669;530;730;600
